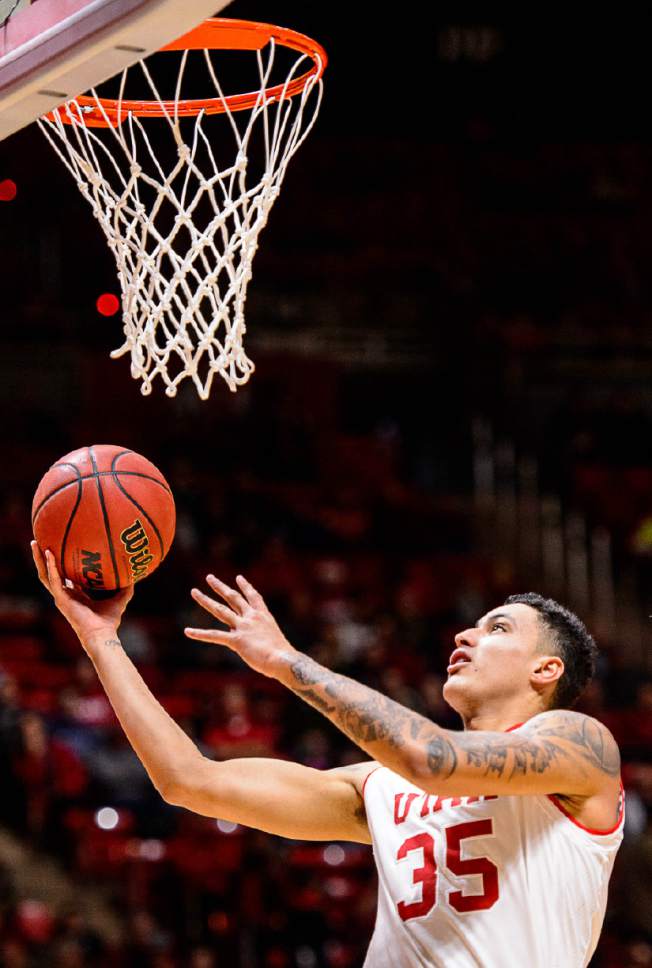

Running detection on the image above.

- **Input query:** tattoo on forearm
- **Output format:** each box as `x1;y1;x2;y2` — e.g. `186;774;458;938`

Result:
290;655;429;752
425;735;458;778
104;638;122;648
290;655;459;780
296;687;336;716
455;733;567;779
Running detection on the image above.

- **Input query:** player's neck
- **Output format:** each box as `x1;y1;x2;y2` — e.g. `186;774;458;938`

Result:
461;703;540;733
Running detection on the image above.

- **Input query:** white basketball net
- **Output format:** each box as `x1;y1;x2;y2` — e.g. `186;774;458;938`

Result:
38;38;324;398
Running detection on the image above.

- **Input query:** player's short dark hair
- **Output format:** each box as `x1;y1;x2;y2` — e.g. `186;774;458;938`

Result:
504;592;598;709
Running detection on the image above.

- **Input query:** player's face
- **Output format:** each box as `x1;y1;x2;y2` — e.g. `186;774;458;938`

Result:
442;603;546;715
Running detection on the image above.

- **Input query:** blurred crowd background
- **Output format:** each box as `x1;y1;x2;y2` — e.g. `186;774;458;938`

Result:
1;4;652;967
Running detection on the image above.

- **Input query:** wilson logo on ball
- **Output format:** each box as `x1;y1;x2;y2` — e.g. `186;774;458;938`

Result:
120;519;154;581
81;549;104;588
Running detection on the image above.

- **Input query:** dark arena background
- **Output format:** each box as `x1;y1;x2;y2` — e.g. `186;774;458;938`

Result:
1;4;652;965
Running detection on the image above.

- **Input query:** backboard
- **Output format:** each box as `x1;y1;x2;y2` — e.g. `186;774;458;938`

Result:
0;0;233;140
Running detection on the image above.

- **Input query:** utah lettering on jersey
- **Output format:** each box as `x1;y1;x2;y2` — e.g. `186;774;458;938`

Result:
394;791;498;825
120;519;154;581
81;549;104;588
363;767;623;967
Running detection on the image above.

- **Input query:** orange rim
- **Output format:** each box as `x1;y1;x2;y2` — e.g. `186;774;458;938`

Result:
49;18;327;128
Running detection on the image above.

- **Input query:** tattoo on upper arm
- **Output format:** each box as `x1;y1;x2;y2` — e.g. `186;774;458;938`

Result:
527;712;621;778
442;714;620;783
454;733;569;780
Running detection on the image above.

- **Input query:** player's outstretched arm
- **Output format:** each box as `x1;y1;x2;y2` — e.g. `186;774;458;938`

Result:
31;543;372;843
186;574;621;803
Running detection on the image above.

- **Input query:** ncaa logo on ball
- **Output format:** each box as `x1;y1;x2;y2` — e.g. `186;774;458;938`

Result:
81;549;104;589
120;519;154;582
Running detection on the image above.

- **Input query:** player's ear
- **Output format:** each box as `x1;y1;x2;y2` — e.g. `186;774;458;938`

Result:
530;654;564;689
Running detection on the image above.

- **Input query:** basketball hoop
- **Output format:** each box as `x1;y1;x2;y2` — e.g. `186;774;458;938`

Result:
38;19;327;398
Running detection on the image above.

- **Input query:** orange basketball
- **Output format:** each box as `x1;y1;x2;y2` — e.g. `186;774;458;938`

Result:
32;445;176;594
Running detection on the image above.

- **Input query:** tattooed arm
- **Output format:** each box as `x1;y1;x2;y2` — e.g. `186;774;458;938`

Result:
187;574;621;802
282;654;620;799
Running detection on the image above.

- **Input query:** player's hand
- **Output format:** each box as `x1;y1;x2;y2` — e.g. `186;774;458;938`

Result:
185;575;297;678
31;541;133;649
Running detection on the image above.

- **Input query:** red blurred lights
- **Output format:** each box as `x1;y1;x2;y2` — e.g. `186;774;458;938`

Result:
0;179;17;201
96;293;120;316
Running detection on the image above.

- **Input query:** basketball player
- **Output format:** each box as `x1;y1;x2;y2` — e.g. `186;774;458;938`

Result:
31;542;623;967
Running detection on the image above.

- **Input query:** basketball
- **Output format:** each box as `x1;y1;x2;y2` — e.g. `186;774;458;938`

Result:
31;445;176;594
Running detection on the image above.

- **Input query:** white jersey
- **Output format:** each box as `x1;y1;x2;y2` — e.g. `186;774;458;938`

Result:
362;762;623;968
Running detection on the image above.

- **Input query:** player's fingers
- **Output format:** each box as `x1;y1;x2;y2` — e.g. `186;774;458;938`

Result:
45;554;81;601
31;541;51;590
205;575;246;614
184;626;237;647
44;549;65;597
191;588;237;627
235;575;266;610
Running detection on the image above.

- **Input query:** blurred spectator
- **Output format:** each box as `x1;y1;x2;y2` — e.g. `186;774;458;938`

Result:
203;684;279;759
0;670;24;826
88;728;151;808
13;710;87;840
123;909;172;967
612;814;652;942
1;940;29;968
189;946;216;968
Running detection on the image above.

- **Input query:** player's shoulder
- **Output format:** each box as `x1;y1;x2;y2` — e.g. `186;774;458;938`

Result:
521;709;621;779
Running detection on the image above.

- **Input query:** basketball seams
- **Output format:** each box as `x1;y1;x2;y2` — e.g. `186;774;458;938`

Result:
56;462;82;584
111;474;166;557
111;450;169;557
31;462;80;527
110;451;172;495
89;446;121;589
31;471;172;523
